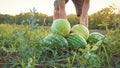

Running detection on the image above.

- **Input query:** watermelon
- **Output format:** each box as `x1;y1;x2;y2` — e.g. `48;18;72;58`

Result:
51;19;71;37
87;32;104;44
71;24;89;40
66;33;87;49
42;34;68;48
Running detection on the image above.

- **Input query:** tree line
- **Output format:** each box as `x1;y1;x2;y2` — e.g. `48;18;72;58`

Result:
0;5;120;29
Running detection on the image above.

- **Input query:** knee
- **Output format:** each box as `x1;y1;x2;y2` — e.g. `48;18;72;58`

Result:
84;0;90;6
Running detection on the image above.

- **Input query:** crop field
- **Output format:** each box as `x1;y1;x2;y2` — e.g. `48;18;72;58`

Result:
0;1;120;68
0;23;120;68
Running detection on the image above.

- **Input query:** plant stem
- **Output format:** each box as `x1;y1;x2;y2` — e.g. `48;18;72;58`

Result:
102;45;110;68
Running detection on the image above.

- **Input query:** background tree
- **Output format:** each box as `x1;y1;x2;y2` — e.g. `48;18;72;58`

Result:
67;14;79;26
0;5;119;29
89;5;120;29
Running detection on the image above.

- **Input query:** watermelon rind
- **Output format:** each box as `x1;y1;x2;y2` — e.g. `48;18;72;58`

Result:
71;24;89;40
51;19;71;37
66;33;87;49
87;32;104;44
42;34;68;48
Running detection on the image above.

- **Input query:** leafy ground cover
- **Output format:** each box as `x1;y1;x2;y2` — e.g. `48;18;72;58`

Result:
0;23;120;68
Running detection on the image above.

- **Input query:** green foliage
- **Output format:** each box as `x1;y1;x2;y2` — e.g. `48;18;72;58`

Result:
0;24;111;67
67;14;80;26
105;26;120;57
98;25;120;68
89;5;120;29
0;9;50;68
0;11;52;26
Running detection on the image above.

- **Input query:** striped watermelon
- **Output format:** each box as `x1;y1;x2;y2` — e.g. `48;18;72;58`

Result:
71;24;89;40
51;19;71;37
87;32;104;44
66;33;87;49
42;34;68;48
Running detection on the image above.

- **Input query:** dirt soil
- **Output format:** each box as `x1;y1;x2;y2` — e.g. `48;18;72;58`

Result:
89;29;107;35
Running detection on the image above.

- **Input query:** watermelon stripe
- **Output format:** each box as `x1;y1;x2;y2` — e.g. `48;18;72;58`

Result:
88;32;104;44
71;24;89;40
42;34;68;49
75;28;88;37
66;33;87;49
52;34;68;47
51;19;71;37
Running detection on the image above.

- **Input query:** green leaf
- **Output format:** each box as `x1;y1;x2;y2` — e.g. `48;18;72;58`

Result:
84;52;90;59
80;65;85;68
90;45;99;51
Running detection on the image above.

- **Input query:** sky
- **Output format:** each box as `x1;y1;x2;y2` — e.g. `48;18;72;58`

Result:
0;0;120;16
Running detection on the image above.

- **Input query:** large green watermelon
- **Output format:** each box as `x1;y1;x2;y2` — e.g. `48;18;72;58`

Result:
87;32;104;44
42;34;68;48
71;24;89;40
66;33;87;49
51;19;71;37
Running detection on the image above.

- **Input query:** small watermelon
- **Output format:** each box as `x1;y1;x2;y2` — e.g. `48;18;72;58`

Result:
66;33;87;49
87;32;104;44
51;19;71;37
71;24;89;40
42;34;68;48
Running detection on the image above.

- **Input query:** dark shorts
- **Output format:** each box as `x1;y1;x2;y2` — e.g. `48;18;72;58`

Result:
54;0;84;16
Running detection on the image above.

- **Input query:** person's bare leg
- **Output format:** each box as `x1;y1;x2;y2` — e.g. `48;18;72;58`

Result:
53;0;60;20
59;0;67;19
53;10;60;20
80;0;90;27
53;0;67;20
85;15;88;27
